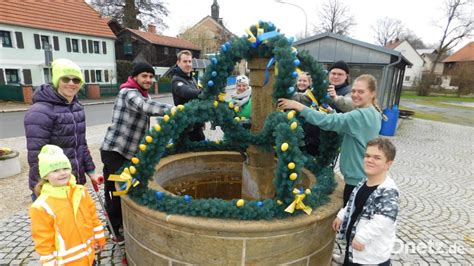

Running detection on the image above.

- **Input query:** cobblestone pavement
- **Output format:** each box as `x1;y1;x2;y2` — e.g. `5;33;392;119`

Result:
1;118;473;265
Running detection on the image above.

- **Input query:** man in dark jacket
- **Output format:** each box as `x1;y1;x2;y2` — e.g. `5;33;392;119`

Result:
171;50;205;143
101;62;171;243
326;60;354;113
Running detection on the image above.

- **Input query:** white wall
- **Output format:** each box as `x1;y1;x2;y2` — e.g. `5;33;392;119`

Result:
0;24;116;86
394;41;424;87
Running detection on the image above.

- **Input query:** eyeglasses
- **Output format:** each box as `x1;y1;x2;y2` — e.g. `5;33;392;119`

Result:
60;77;81;84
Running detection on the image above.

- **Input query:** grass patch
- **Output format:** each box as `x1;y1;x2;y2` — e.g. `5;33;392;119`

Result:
398;105;449;122
401;90;474;103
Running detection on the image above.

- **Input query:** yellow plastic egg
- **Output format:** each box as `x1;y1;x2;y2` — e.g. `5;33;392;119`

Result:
123;168;130;174
153;124;161;132
287;162;296;170
171;106;177;116
145;136;153;143
214;140;221;144
281;142;289;152
166;143;174;148
218;92;226;102
177;104;185;111
234;117;241;122
131;157;140;164
290;121;298;130
277;200;283;205
129;166;136;175
139;144;146;151
163;115;170;122
213;101;219;108
236;199;245;207
287;111;294;120
289;173;298;180
228;102;234;109
305;189;311;195
234;106;240;113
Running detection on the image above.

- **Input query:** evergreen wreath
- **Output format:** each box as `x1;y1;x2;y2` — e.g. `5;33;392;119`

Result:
117;21;341;220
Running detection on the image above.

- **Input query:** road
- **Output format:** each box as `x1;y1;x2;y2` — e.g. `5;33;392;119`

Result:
0;96;174;139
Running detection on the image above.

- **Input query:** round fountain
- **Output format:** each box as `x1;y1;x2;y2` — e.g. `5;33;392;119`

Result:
116;23;343;265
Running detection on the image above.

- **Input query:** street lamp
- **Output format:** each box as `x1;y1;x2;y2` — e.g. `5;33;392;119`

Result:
275;0;308;38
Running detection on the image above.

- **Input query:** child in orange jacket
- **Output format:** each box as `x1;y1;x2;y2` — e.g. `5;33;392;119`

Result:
29;145;105;265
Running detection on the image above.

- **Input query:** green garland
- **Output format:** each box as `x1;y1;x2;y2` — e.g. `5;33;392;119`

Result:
117;21;341;220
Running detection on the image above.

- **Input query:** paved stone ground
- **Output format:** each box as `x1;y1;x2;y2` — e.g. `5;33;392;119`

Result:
1;118;473;265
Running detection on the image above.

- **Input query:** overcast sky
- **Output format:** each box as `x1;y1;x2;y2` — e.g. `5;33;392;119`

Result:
161;0;473;50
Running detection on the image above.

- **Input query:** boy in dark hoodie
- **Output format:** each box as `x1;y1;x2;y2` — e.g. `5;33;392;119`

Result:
100;62;171;243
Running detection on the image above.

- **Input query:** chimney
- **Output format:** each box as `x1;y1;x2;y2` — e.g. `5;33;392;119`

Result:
148;24;156;34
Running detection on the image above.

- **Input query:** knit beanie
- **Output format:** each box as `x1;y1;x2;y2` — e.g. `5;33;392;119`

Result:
51;58;84;88
132;62;155;77
236;75;250;85
38;145;71;178
329;60;350;74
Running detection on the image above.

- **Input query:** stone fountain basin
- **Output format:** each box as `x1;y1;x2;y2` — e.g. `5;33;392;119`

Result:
121;151;343;265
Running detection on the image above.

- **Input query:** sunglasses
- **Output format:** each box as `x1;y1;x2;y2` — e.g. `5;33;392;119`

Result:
60;77;81;84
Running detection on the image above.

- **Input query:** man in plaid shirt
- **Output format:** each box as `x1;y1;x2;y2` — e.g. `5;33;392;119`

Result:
100;62;171;243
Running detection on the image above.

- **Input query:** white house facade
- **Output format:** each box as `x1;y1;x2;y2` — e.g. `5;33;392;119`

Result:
0;1;116;88
0;25;116;87
389;41;424;87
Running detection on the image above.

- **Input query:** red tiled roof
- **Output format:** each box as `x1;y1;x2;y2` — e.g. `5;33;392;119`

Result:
129;29;200;50
443;42;474;62
0;0;115;38
385;40;403;49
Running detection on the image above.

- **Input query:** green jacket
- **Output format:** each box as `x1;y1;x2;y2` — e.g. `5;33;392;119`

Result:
300;106;381;185
236;97;252;119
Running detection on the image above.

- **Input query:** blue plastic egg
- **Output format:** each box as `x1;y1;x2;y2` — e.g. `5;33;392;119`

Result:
155;191;164;200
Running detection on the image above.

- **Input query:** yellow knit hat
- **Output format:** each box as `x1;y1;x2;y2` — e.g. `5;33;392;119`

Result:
51;58;84;88
38;145;71;178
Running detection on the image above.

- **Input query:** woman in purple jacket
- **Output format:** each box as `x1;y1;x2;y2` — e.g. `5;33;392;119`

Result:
24;59;100;200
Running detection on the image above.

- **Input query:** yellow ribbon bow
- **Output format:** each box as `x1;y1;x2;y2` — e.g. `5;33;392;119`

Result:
284;188;313;215
108;168;140;196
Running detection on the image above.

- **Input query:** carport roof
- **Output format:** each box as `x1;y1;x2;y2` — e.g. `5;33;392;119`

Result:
294;32;411;66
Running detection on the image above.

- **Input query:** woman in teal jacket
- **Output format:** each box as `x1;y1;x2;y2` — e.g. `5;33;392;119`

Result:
231;75;252;119
278;74;383;206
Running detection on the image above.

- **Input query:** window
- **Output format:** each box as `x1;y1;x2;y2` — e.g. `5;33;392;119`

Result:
93;41;100;53
405;76;411;81
95;70;102;82
164;47;169;55
5;69;19;83
102;41;107;54
0;30;12;48
72;39;79;52
43;68;52;83
407;65;412;69
84;70;90;83
124;42;132;55
40;35;50;50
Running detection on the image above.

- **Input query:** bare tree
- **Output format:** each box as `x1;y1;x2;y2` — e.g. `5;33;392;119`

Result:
372;17;404;46
91;0;169;31
418;0;473;96
313;0;356;36
400;29;428;49
430;0;473;73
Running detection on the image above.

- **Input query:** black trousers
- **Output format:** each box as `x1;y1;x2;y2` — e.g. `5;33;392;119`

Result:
100;150;128;235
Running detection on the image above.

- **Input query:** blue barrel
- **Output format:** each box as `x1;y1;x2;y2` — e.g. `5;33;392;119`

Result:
380;106;399;136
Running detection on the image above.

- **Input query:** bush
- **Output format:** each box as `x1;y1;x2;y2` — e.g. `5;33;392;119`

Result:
416;73;436;96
